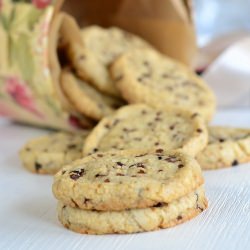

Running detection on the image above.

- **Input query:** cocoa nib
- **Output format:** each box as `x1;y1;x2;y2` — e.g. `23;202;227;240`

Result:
169;125;175;130
116;173;125;176
137;169;145;174
135;153;147;158
153;202;166;208
67;144;77;149
35;162;42;172
116;162;124;166
83;198;91;204
232;160;239;166
95;173;107;178
177;215;182;220
69;169;85;180
155;149;164;153
136;163;145;168
178;164;184;168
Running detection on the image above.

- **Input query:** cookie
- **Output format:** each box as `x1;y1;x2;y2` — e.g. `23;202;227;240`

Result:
19;131;89;175
111;48;216;121
48;13;96;129
197;126;250;170
57;187;207;234
69;26;152;97
61;70;122;121
83;104;208;157
52;150;204;211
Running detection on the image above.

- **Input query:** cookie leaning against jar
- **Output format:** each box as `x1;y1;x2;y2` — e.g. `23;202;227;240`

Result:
61;70;124;121
83;104;208;157
66;26;153;97
111;48;216;122
197;126;250;170
19;131;89;175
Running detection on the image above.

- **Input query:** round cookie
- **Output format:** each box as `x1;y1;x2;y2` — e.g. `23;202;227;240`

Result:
53;150;204;211
111;48;216;122
83;104;208;157
57;187;207;234
61;70;122;121
73;26;152;96
19;131;89;175
197;126;250;170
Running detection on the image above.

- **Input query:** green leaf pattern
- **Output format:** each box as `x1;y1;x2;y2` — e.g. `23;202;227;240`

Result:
0;1;75;130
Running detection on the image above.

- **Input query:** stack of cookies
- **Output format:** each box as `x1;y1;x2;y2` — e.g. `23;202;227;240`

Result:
52;150;207;234
19;25;250;234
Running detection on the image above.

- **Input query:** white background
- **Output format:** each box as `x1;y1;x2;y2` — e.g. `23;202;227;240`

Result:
1;109;250;250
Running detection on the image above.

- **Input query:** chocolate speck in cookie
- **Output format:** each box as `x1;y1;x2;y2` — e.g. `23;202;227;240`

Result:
177;215;183;220
155;149;164;153
69;169;85;180
35;162;42;172
116;162;124;166
137;169;145;174
232;160;239;166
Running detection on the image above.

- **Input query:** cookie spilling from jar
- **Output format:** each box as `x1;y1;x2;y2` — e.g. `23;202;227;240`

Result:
52;150;208;234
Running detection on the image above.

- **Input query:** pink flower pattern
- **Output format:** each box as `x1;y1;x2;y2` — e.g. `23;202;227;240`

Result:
5;76;44;118
68;115;82;129
32;0;52;9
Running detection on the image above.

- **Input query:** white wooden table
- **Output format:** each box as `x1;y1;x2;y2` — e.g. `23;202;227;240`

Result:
1;109;250;250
